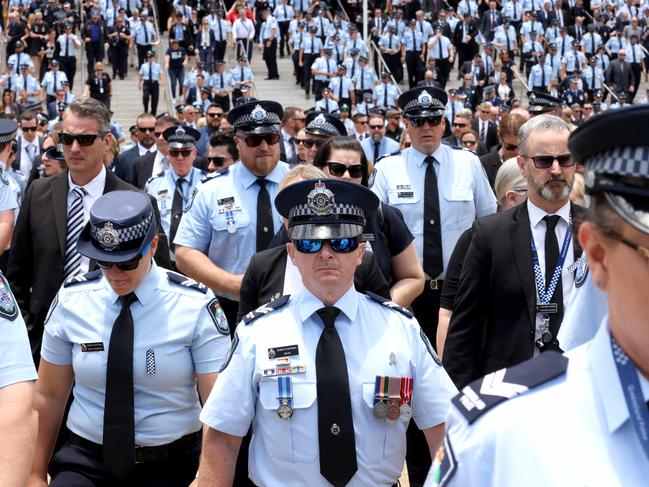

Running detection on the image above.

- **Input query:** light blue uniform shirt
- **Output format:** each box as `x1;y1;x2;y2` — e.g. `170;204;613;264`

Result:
545;52;563;78
312;15;330;37
145;166;205;239
183;68;210;89
16;74;40;102
315;97;338;113
134;21;156;45
260;16;280;42
0;272;36;388
562;49;586;72
139;61;162;81
528;63;554;88
361;135;400;163
273;4;293;22
429;36;452;59
343;58;360;79
291;31;307;51
582;64;604;90
41;69;69;96
371;145;497;279
41;262;230;446
174;161;290;287
581;32;602;55
344;37;369;57
378;33;402;52
230;65;254;85
7;52;33;75
373;83;399;108
211;19;230;42
436;321;649;486
493;25;517;52
402;29;425;52
605;37;623;57
56;33;80;57
201;286;457;487
457;0;480;18
328;75;354;99
209;71;234;90
0;163;25;205
556;34;574;57
311;55;336;81
352;67;377;91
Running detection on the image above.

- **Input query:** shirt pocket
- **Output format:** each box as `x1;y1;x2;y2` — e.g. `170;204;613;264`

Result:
360;382;406;462
387;186;419;206
444;189;475;231
258;379;318;463
209;204;251;233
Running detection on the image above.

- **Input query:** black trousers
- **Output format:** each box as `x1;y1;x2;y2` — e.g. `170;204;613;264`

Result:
630;62;641;101
49;436;200;487
436;58;451;88
213;94;230;112
313;79;326;101
110;45;128;78
236;39;252;62
278;21;290;56
292;51;303;85
405;50;423;88
137;44;152;68
142;80;159;115
86;41;104;75
262;38;278;78
302;54;316;95
386;52;402;83
214;40;226;63
60;56;77;90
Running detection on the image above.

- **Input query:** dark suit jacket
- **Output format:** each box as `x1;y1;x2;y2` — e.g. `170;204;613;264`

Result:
132;150;209;189
453;20;479;49
480;10;502;38
7;169;171;360
237;245;391;323
459;61;486;83
47;100;60;120
442;202;585;388
113;144;141;184
471;118;498;151
479;146;503;189
606;59;635;95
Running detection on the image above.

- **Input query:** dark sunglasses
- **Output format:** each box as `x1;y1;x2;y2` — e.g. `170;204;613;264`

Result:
452;123;467;128
239;133;280;147
408;116;442;127
293;237;360;254
96;243;151;271
503;143;518;151
207;112;224;118
295;138;307;145
461;139;477;146
154;131;163;138
325;162;364;178
207;156;226;167
524;154;574;169
59;132;105;146
21;126;38;132
369;124;384;130
169;149;192;157
138;126;156;133
303;139;325;149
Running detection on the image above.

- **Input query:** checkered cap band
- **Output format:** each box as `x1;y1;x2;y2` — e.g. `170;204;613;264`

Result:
586;146;649;180
90;215;153;246
0;131;16;144
306;116;341;135
288;203;364;219
233;111;281;127
402;97;445;113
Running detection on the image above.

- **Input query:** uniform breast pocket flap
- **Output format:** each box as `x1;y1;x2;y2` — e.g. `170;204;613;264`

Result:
361;382;404;461
210;205;251;232
444;189;474;203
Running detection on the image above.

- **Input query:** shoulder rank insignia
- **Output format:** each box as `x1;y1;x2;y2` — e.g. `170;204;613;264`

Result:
206;298;229;335
63;269;102;287
365;291;413;318
166;271;208;293
420;328;442;365
242;295;290;325
430;435;457;487
200;168;229;184
452;352;568;425
0;272;18;321
374;150;400;165
44;293;59;326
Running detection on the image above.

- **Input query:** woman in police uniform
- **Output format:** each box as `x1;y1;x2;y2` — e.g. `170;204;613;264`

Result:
28;190;230;486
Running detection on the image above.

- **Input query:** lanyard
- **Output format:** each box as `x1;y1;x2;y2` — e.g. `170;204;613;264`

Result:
530;218;571;306
610;335;649;463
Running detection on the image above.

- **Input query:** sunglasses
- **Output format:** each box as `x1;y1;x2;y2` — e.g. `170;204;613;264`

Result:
207;112;224;118
453;123;467;128
325;162;364;178
369;124;384;130
96;243;152;271
293;237;360;254
239;132;280;147
59;132;105;146
138;126;156;133
461;139;477;146
207;156;226;167
169;149;193;157
523;154;574;169
154;131;163;138
355;120;368;125
22;126;37;132
504;143;518;151
408;116;442;127
295;138;306;145
303;139;325;149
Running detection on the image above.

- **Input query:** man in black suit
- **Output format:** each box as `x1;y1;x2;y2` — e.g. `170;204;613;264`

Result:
471;101;499;150
478;112;526;189
454;13;480;68
480;0;502;41
8;98;171;361
443;114;584;389
113;112;157;184
14;112;43;176
184;73;209;106
606;49;636;99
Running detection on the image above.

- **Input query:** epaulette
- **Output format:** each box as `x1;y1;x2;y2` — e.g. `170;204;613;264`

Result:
365;291;413;318
452;352;569;424
146;171;165;185
242;295;290;325
63;269;102;287
375;150;401;164
165;271;208;293
200;168;229;184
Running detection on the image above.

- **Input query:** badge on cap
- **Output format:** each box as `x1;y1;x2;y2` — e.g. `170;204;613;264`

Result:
96;222;120;250
251;104;267;121
418;90;433;107
175;127;186;137
307;181;335;216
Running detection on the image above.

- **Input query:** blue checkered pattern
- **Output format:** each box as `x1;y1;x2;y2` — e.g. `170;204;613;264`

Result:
90;215;152;244
588;147;649;179
146;348;156;374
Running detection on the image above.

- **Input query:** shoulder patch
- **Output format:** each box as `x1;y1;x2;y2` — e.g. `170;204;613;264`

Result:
451;351;569;425
184;186;199;212
219;331;239;373
44;293;59;325
0;273;18;321
365;291;413;318
420;328;442;365
165;271;208;293
430;435;457;487
367;167;376;188
206;297;229;335
242;295;290;325
574;254;589;288
63;269;103;287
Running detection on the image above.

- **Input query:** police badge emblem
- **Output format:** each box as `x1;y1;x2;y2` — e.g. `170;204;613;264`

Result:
307;181;335;215
418;90;433;107
251;104;267;121
575;255;589;288
96;221;120;250
0;273;18;321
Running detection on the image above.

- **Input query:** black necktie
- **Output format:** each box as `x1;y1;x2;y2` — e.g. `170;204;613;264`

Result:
103;292;138;479
315;307;357;487
423;156;443;278
374;141;380;162
338;78;343;100
543;215;564;338
169;177;185;244
256;178;273;251
383;85;388;106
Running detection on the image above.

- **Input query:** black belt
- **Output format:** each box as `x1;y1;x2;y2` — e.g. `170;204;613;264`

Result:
144;80;159;84
69;431;201;464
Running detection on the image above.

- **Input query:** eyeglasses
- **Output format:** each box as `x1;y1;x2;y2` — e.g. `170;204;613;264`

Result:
207;156;226;167
96;243;152;271
503;143;519;151
207;112;224;118
293;237;360;254
522;153;575;169
154;131;163;138
169;149;192;157
355;120;368;125
408;116;442;127
21;126;37;132
603;228;649;264
369;124;384;130
239;132;280;147
138;126;156;133
303;139;324;149
295;138;306;145
292;117;306;122
324;162;364;178
453;123;468;128
461;139;477;146
512;187;528;193
59;132;105;146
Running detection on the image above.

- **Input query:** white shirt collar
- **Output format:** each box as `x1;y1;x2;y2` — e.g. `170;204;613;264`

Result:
67;164;106;197
138;142;157;156
527;198;571;229
297;284;359;325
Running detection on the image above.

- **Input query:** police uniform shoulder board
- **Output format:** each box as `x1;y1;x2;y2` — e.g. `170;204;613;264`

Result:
146;170;165;186
206;297;229;335
165;270;208;293
365;291;413;318
242;295;290;325
451;351;569;425
200;167;229;185
0;272;19;321
63;269;103;287
375;150;401;165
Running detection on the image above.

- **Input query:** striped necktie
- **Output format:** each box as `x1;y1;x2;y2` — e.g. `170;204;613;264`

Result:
63;187;87;280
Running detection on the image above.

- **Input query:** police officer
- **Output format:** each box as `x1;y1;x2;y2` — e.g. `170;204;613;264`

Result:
174;101;290;327
107;16;130;80
259;7;279;80
329;64;355;108
134;13;157;68
370;87;496;484
230;56;254;104
299;26;323;99
0;120;22;270
311;47;337;101
210;61;234;112
430;104;649;487
29;190;230;486
40;60;68;105
145;125;206;263
138;50;161;115
197;178;457;486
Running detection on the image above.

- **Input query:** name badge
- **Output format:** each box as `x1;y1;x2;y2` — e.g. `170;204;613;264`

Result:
217;196;235;206
536;303;558;314
398;191;414;198
81;342;104;352
268;344;299;360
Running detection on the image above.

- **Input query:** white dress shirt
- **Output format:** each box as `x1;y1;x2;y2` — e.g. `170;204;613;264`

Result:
19;136;40;175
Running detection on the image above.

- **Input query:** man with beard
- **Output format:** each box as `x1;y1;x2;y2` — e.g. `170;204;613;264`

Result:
443;114;586;390
196;103;225;157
